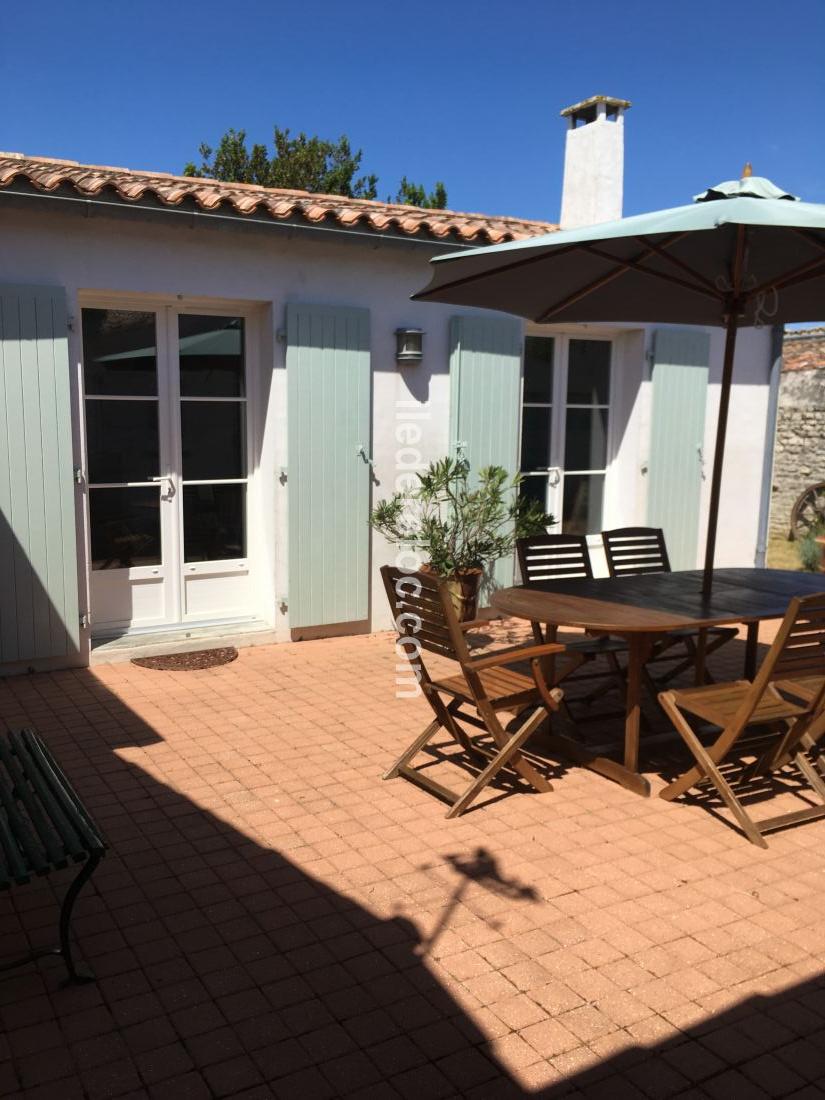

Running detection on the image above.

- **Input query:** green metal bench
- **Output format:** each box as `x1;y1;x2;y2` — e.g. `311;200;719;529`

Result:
0;728;106;984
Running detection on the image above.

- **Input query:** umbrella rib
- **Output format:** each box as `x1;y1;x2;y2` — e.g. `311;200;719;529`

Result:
411;241;584;300
631;236;720;293
536;233;717;323
742;254;825;302
579;244;722;301
790;227;825;255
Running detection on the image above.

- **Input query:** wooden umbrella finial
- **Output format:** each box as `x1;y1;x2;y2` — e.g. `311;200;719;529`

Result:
742;162;753;178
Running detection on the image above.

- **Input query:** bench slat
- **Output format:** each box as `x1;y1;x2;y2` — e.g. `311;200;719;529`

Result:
0;729;106;891
13;731;104;856
0;737;65;872
0;778;34;887
8;732;86;862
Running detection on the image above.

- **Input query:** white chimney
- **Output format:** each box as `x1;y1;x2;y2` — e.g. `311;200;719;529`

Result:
559;94;630;229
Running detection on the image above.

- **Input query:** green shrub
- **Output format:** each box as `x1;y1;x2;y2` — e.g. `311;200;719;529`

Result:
370;456;553;578
797;532;823;572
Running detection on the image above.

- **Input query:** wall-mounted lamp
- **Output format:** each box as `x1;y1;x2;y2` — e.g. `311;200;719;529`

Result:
395;327;424;365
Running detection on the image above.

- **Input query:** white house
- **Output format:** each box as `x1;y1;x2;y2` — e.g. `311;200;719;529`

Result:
0;96;780;672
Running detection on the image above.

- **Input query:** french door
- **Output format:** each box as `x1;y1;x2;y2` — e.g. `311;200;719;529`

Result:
81;305;253;635
519;335;612;535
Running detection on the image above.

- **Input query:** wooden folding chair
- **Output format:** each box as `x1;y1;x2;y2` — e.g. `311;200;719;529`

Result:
659;592;825;847
516;534;628;716
602;526;737;687
381;565;564;818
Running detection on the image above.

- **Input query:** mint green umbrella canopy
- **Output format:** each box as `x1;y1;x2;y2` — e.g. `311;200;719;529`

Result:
414;172;825;594
414;175;822;326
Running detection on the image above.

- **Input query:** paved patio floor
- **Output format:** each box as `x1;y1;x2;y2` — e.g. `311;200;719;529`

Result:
1;621;824;1099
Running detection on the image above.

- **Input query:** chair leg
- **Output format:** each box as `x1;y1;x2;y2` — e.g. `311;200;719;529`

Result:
447;706;551;818
794;750;825;802
658;696;767;848
479;698;553;794
384;718;442;780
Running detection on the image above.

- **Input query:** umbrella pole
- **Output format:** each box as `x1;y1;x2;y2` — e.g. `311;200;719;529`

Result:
701;312;739;599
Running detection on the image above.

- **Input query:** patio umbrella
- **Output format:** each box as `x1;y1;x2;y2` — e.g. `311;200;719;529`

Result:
413;168;825;596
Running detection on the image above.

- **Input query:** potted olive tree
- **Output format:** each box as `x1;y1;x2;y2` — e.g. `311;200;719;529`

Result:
370;457;554;620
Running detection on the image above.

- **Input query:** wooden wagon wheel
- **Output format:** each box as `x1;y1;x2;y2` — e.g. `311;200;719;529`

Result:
790;481;825;540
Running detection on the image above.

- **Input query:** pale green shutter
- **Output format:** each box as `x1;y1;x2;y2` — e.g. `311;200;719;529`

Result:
287;305;371;628
0;285;80;663
449;314;523;589
647;328;710;570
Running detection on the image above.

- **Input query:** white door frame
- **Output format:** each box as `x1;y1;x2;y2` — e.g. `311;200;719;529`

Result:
520;330;617;533
77;292;265;636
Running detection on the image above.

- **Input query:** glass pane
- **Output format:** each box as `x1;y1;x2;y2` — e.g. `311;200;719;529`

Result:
564;408;608;471
179;315;245;397
567;340;611;405
523;336;554;403
519;475;548;513
562;474;604;535
181;402;245;481
89;487;161;569
183;484;246;562
520;407;551;471
82;309;157;397
86;400;159;484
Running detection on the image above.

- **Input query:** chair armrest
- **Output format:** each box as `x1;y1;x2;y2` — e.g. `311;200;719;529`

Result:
458;617;496;633
469;642;565;671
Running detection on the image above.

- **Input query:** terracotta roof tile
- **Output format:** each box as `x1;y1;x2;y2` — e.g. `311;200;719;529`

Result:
783;328;825;372
0;152;556;246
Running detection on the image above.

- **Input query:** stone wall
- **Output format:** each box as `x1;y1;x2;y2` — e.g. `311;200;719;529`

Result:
769;329;825;539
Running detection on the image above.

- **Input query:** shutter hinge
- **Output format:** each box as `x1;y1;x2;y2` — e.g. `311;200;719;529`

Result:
276;328;286;343
279;467;287;484
79;612;90;630
278;597;288;615
67;315;76;332
74;467;84;485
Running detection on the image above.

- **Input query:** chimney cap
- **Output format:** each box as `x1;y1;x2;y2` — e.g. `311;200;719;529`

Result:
560;94;631;118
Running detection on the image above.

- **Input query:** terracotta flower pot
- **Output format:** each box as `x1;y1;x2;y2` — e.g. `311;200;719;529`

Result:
421;565;483;621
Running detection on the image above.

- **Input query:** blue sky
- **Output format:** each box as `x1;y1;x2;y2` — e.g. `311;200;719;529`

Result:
2;0;824;224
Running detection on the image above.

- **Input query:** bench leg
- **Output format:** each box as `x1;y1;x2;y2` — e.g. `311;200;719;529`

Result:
58;852;103;985
0;852;102;985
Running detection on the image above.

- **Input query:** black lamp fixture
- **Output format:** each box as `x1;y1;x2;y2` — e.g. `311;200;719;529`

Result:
395;327;424;365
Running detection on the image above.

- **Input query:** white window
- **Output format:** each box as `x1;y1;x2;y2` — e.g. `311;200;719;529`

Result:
520;336;612;534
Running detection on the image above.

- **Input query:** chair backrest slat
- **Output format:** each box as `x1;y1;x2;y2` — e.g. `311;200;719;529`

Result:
380;565;470;667
517;533;593;584
723;593;825;744
769;594;825;684
602;527;671;577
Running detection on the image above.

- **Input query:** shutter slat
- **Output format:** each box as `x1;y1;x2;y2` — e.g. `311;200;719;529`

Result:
287;305;371;628
450;315;523;596
647;328;710;570
0;285;79;664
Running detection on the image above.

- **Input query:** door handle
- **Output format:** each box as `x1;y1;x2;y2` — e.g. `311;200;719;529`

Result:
151;475;176;498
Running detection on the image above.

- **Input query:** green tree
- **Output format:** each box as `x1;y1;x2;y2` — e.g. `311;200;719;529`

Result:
392;176;448;209
184;127;378;199
184;128;447;208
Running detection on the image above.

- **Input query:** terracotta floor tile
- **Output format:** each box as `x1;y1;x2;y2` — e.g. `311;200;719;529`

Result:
0;624;823;1099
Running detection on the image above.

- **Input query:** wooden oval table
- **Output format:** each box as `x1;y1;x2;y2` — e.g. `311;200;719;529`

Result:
492;567;825;797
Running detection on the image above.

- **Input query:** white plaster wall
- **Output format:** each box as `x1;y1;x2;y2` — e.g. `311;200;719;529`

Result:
698;325;773;567
0;202;774;643
0;203;471;637
560;115;624;228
